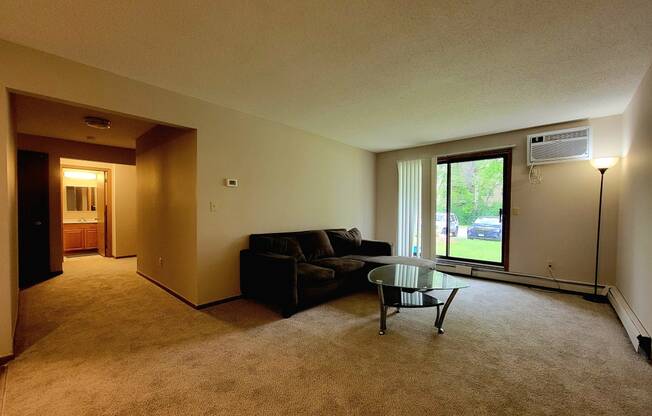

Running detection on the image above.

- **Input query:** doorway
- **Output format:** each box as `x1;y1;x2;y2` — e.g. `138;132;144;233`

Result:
10;92;151;286
61;165;112;258
434;148;512;268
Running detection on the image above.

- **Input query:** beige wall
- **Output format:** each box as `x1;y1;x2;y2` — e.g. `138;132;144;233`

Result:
112;164;136;258
136;126;197;303
376;116;622;285
7;94;18;356
617;64;652;333
0;87;18;358
195;116;375;304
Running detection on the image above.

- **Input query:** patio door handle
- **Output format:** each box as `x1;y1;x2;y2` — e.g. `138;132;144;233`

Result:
498;208;503;223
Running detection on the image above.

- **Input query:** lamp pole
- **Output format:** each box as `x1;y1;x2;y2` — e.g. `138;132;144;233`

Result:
584;167;609;303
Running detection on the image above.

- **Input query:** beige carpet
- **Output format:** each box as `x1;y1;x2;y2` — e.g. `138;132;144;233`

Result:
4;256;652;415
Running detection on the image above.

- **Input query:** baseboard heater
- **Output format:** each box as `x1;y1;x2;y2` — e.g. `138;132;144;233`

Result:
608;287;651;360
440;264;473;276
435;263;608;294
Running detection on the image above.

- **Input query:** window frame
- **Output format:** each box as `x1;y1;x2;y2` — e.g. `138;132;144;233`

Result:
435;148;512;270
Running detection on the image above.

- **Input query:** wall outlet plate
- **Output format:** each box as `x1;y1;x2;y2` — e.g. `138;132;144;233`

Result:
225;178;238;187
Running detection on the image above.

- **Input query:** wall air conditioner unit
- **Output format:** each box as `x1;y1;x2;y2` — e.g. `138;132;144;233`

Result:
527;126;592;165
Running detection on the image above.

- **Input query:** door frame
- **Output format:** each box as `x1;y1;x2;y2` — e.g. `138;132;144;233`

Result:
61;164;113;257
435;148;512;270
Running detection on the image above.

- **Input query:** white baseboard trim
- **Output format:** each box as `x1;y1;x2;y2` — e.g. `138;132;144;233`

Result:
608;286;651;359
435;263;609;295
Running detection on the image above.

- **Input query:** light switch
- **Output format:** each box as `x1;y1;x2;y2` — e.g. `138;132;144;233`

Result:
209;201;217;212
512;207;520;216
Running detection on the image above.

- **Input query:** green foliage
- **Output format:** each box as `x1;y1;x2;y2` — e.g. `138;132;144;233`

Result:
436;159;503;226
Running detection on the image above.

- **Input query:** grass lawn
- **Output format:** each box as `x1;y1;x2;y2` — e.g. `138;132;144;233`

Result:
436;237;502;263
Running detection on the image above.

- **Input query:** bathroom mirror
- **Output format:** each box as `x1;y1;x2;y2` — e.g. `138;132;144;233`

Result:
65;186;97;211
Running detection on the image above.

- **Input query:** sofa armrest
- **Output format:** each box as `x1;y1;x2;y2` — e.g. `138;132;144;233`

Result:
240;250;298;315
358;239;392;256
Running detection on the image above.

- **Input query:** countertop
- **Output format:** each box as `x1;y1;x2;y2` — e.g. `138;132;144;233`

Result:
63;219;98;224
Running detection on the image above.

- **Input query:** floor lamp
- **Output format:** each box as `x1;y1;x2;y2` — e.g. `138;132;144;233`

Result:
583;157;619;303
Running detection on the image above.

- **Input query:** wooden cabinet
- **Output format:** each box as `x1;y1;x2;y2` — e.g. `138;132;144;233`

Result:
63;223;99;252
85;227;98;248
63;226;85;251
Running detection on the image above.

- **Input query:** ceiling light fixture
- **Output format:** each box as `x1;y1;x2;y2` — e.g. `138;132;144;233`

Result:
64;171;97;180
84;116;111;129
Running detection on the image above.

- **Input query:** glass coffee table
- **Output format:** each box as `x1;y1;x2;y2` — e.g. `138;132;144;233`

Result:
368;264;469;335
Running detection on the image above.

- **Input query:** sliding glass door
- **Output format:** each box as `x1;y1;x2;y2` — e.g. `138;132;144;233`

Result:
435;149;511;268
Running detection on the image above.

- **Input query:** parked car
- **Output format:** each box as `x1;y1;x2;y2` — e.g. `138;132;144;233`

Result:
435;212;459;237
467;216;502;241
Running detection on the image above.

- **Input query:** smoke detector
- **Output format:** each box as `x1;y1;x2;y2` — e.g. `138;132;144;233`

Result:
84;116;111;129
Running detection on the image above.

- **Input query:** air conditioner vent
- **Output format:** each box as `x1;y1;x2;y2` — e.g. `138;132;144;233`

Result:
527;126;592;165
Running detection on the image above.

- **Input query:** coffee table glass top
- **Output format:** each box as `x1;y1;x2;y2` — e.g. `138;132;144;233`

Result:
368;264;469;291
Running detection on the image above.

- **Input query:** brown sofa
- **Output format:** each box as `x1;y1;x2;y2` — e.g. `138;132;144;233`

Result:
240;228;437;317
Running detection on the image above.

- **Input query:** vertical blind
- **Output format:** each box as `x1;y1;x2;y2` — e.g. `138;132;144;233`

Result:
397;159;422;257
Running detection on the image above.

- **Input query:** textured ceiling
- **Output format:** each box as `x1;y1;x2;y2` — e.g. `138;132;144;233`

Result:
1;1;651;152
13;94;155;149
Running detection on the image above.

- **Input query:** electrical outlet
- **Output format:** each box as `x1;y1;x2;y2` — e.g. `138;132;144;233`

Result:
158;256;164;267
547;260;553;268
209;201;217;212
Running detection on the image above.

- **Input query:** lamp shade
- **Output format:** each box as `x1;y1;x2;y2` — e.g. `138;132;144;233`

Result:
590;157;619;170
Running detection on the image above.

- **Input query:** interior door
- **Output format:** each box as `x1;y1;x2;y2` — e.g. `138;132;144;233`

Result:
96;171;106;256
18;150;51;288
435;149;512;268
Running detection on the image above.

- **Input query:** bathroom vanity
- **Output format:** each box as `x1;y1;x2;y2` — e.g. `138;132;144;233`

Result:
63;221;98;252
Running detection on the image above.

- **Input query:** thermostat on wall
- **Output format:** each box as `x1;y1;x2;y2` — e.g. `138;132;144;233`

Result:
225;178;239;187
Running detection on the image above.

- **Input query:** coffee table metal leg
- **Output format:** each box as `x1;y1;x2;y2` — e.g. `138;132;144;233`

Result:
434;304;440;328
435;288;459;334
376;282;387;335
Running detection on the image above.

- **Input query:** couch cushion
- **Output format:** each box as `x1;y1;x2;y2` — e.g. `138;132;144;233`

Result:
296;230;335;261
310;257;365;275
250;236;306;262
327;228;363;256
297;263;336;286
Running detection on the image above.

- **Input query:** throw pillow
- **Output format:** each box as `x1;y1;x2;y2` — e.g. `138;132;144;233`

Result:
327;228;362;256
296;230;336;261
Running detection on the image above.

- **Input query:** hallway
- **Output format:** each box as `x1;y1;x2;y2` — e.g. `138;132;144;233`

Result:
13;256;139;357
3;255;284;415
